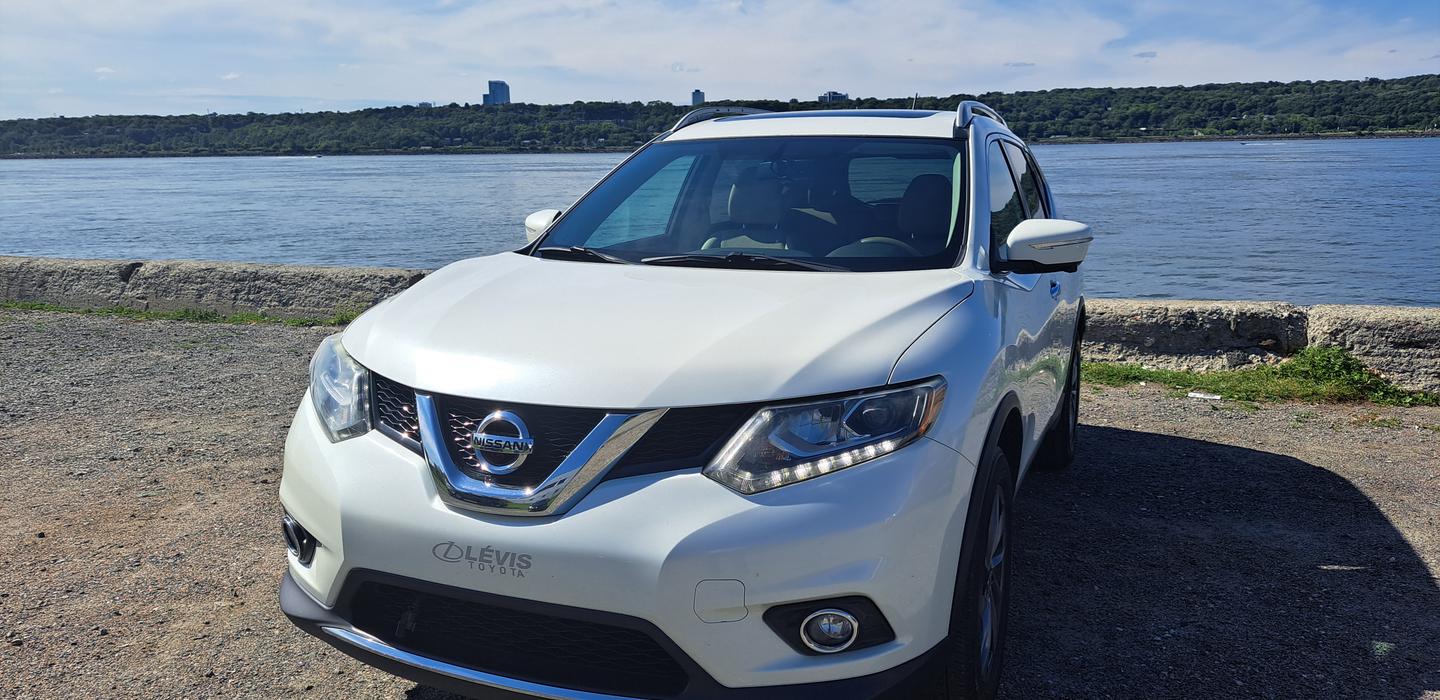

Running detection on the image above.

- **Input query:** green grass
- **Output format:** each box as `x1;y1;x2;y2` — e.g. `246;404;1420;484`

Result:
1084;346;1440;407
0;300;359;327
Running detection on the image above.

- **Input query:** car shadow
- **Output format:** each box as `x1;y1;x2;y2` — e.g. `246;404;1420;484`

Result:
1003;425;1439;699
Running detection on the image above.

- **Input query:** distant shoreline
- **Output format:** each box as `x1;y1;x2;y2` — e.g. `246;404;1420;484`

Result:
3;130;1436;160
1037;130;1440;146
6;75;1434;160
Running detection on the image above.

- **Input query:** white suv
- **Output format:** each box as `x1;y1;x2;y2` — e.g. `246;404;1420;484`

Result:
279;102;1092;700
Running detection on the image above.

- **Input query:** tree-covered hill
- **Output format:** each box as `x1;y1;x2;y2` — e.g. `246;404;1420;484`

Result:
3;74;1436;158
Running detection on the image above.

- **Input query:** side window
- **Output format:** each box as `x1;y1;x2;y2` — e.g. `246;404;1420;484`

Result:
590;155;697;247
1024;152;1051;216
987;141;1025;255
1002;142;1047;219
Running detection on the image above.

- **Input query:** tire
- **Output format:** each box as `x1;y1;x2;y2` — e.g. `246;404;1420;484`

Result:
1034;339;1080;471
917;446;1016;699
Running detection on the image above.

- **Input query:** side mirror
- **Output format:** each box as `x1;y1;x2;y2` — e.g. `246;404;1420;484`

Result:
524;209;562;243
997;219;1092;273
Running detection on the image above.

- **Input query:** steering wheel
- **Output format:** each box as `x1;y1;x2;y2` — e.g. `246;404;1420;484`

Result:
855;236;923;257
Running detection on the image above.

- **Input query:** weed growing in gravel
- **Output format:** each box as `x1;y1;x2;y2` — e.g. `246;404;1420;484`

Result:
1352;415;1405;429
1084;346;1439;407
1;301;359;327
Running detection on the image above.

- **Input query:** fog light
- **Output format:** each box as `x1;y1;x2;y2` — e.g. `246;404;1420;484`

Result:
281;514;318;566
800;609;858;653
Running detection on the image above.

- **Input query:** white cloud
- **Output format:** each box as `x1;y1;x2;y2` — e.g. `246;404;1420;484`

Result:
0;0;1435;117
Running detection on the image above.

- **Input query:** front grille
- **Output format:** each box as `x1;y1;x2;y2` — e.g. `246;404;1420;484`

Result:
438;395;607;489
603;404;757;481
367;374;755;485
348;580;690;698
372;374;421;450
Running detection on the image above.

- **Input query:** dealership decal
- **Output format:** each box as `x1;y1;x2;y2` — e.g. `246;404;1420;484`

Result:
432;541;533;578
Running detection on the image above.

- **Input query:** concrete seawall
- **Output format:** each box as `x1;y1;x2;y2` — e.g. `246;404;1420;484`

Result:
3;255;1437;393
0;255;425;321
1084;299;1440;394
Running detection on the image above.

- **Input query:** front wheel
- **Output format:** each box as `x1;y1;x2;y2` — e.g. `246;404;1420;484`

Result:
918;448;1015;699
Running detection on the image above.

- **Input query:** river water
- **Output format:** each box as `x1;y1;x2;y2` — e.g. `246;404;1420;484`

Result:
2;138;1436;306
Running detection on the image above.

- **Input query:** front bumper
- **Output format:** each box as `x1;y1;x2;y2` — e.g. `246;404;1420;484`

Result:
280;400;976;694
281;569;947;700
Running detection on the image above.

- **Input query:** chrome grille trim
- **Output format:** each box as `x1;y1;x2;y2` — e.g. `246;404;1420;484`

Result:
415;393;666;517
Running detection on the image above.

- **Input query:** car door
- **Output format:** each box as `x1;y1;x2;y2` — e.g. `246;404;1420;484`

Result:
985;138;1063;456
1000;140;1075;435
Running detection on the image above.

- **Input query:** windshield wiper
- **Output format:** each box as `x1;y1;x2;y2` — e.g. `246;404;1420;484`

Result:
534;246;634;265
641;252;843;272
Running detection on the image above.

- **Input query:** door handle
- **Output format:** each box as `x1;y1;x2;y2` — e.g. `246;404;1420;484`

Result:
1049;280;1061;300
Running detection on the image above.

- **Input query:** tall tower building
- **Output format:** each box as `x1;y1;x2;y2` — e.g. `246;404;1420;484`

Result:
483;81;511;106
691;89;705;106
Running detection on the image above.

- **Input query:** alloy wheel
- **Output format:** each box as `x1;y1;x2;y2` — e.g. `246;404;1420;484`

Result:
977;485;1008;679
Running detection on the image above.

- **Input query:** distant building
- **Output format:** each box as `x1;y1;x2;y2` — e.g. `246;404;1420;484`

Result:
416;101;433;109
818;91;849;103
691;89;705;106
483;81;511;106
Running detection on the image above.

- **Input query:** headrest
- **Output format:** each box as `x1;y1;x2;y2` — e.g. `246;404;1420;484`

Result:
897;174;953;249
728;168;785;226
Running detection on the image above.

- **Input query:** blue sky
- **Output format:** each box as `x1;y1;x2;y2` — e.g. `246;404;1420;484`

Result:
1;0;1436;118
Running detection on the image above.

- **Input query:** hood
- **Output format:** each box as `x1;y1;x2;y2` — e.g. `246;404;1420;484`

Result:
343;253;974;408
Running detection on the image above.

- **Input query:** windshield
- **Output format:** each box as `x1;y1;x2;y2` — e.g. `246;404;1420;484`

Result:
533;136;967;272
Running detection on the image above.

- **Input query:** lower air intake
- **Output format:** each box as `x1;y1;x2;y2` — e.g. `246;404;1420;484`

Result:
347;579;690;698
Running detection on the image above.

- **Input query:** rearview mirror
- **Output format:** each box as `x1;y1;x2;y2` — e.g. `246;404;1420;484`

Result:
524;209;562;242
997;219;1092;273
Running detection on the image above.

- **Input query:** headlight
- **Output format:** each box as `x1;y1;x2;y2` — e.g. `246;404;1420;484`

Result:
704;378;946;494
309;334;372;442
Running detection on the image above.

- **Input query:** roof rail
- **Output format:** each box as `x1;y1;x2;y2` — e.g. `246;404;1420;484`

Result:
955;100;1007;129
670;106;770;132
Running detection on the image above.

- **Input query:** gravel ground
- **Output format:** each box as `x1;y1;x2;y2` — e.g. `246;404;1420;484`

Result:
1;309;1437;699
